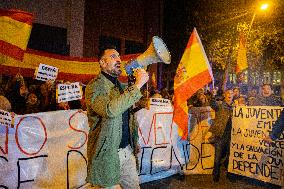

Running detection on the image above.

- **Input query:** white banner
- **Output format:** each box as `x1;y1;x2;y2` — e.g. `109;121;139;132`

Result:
1;101;196;187
57;82;83;103
137;100;189;183
0;110;88;189
183;106;215;174
35;63;59;81
229;106;284;186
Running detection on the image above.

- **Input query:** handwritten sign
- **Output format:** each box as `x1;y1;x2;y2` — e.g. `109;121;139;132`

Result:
0;110;88;189
0;109;12;127
34;63;59;81
149;98;172;107
57;82;82;103
136;101;189;183
229;106;284;186
183;107;215;174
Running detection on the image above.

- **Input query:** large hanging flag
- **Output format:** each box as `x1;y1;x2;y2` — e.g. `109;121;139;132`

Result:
236;31;248;73
173;28;213;140
0;9;33;60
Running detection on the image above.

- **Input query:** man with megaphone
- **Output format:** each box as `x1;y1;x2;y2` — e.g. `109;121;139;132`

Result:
85;46;149;189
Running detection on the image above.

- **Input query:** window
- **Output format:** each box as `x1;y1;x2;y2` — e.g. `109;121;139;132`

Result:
251;72;259;85
28;23;69;55
242;70;248;84
229;73;237;84
262;71;271;84
125;40;144;54
272;71;281;85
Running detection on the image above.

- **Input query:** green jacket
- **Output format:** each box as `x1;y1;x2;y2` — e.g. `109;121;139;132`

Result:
208;101;233;139
85;73;142;187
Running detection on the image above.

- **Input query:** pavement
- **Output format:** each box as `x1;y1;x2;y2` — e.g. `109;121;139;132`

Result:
140;168;282;189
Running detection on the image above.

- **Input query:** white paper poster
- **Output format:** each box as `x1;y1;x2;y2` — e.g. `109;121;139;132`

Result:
57;82;82;103
34;63;59;81
137;100;189;183
0;110;88;189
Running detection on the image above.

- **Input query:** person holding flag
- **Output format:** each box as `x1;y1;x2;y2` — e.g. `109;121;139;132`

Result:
173;28;214;140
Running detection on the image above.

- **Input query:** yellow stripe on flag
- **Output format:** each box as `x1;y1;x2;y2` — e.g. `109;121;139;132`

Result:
0;16;32;50
236;31;248;73
173;28;213;140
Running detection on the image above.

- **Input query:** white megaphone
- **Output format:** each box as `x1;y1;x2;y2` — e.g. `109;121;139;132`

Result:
124;36;171;75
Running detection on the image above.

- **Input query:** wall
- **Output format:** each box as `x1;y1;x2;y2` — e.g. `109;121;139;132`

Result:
83;0;163;57
1;0;84;57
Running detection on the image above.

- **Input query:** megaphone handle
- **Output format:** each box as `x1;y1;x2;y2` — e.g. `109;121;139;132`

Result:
146;82;149;99
125;59;142;75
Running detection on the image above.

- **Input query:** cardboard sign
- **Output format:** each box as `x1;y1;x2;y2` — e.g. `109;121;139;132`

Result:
34;63;59;81
229;106;284;186
57;82;82;103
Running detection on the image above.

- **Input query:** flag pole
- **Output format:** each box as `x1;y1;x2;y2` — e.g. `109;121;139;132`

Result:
222;46;233;92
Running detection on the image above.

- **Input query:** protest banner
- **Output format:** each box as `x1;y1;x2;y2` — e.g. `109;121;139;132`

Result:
137;99;189;183
34;63;59;81
0;101;194;188
57;82;83;103
229;106;284;186
183;106;215;174
0;110;88;189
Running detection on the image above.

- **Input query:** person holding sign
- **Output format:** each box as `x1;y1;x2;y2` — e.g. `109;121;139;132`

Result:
85;46;149;189
207;89;234;182
265;83;284;142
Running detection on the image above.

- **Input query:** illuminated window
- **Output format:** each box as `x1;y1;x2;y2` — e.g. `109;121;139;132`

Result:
251;72;259;85
272;71;281;85
229;73;237;84
243;70;248;84
262;71;271;84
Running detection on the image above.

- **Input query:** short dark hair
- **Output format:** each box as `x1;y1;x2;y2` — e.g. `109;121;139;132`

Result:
98;44;117;60
262;83;272;88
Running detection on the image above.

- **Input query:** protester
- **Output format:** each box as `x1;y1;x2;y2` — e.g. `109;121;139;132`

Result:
84;46;149;188
25;92;40;114
160;88;170;99
264;82;284;142
255;84;282;106
236;94;247;106
207;89;234;182
0;95;11;112
232;86;240;102
39;80;56;112
6;74;28;114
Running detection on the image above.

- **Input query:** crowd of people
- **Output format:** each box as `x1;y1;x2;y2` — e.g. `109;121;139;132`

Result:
0;74;86;114
0;56;283;189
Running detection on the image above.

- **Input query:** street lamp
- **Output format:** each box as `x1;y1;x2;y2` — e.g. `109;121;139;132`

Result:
249;2;269;32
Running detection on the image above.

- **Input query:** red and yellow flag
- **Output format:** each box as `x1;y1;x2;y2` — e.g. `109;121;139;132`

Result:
236;31;248;73
0;9;33;60
173;28;213;140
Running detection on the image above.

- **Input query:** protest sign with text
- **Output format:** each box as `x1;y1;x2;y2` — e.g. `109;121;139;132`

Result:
183;106;215;174
0;110;88;189
57;82;83;103
137;99;189;183
34;63;59;81
229;106;284;186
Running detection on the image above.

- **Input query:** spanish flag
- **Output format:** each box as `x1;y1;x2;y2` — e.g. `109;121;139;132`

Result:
0;9;33;60
173;28;213;140
236;31;248;73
